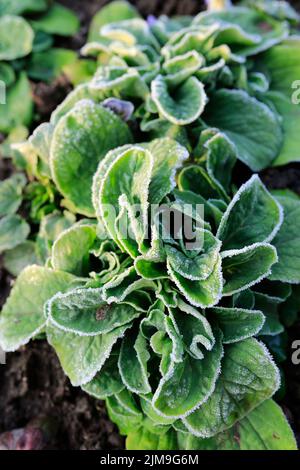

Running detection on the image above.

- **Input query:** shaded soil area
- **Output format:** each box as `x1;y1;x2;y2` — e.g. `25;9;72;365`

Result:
1;0;300;450
0;342;123;450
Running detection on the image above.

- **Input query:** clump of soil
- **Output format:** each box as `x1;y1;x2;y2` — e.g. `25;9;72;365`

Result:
0;341;124;450
31;76;72;122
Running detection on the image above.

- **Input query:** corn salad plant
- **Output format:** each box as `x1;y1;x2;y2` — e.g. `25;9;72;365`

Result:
1;0;300;450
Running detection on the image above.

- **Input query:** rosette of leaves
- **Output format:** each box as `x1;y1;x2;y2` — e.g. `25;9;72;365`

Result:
74;0;300;171
1;128;299;450
0;0;89;137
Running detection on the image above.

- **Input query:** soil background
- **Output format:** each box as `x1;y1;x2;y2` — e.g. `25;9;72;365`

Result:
0;0;300;450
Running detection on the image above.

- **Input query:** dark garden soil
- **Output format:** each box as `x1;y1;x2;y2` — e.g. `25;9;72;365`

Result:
0;0;300;450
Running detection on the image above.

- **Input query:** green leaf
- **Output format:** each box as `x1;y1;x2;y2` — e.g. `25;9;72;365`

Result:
254;292;283;336
106;392;143;435
194;7;289;56
127;427;178;450
172;300;215;360
151;75;207;125
48;286;141;335
200;130;237;196
152;329;223;418
163;51;204;86
0;72;33;134
27;48;77;82
30;3;80;36
36;211;75;263
179;400;297;450
3;241;38;277
119;328;151;394
50;99;132;216
268;195;300;283
0;215;30;253
183;339;279;437
166;230;221;281
143;138;189;204
217;175;282;251
51;224;97;276
0;0;48;15
0;15;33;60
47;321;131;386
203;89;282;171
259;39;300;166
0;173;26;217
0;63;15;87
177;165;222;200
0;265;75;351
209;307;265;343
98;146;152;254
168;255;223;308
222;243;278;296
88;1;140;42
82;353;124;399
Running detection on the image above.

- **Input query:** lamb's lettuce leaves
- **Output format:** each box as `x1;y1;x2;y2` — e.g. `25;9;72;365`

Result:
82;352;124;399
88;1;140;42
119;327;151;394
50;99;132;216
203;89;282;171
167;255;223;308
51;224;97;276
48;286;142;335
151;75;207;125
98;146;152;254
127;427;178;450
259;38;300;166
222;243;278;295
152;329;223;418
0;173;26;217
179;400;297;450
0;15;33;60
0;72;33;134
209;307;265;343
30;3;80;36
47;322;132;386
268;194;300;283
0;215;30;253
3;241;38;277
183;339;279;437
217;175;282;251
0;266;76;352
193;7;289;56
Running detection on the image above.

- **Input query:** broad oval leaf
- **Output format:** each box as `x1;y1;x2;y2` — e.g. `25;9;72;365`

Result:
46;322;131;386
203;89;282;171
209;307;265;343
268;195;300;283
179;400;297;450
0;173;26;217
183;338;280;437
222;243;278;296
217;175;283;251
50;99;132;216
167;255;223;308
0;265;76;352
152;328;223;419
0;215;30;254
0;15;33;60
48;287;141;336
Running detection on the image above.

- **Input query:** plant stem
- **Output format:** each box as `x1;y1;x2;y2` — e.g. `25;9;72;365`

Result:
206;0;232;11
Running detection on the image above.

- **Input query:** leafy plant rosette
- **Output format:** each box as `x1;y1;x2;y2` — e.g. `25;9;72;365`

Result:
0;0;300;451
0;0;96;140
